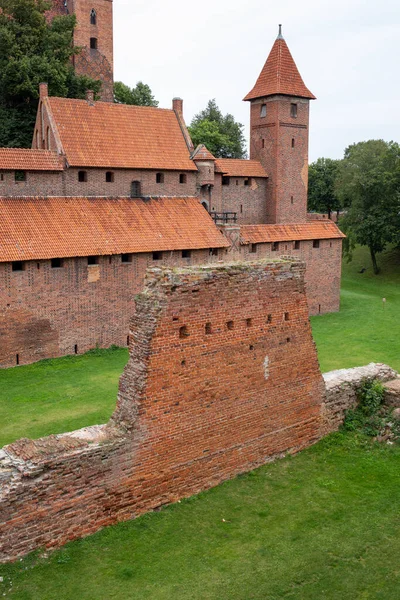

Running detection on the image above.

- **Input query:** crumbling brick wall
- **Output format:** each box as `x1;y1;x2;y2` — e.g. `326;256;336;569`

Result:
0;259;325;562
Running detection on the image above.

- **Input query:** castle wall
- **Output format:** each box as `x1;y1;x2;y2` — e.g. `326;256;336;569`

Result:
239;238;343;315
0;249;221;368
0;260;325;562
0;170;64;197
218;174;268;224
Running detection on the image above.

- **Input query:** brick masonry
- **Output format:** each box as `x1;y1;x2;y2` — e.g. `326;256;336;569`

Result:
0;260;326;562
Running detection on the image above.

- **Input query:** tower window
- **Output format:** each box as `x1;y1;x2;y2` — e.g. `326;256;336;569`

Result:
90;37;98;50
179;173;187;184
156;172;164;183
222;176;230;186
105;171;114;183
78;170;87;182
290;103;298;118
260;104;267;118
291;138;295;148
15;170;26;182
90;8;96;25
131;181;141;197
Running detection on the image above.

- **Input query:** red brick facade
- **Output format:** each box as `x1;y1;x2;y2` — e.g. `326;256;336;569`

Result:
0;261;325;562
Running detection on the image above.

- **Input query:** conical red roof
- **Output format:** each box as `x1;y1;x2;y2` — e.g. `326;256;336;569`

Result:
244;35;315;101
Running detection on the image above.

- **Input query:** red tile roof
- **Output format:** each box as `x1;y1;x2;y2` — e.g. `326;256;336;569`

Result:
0;197;229;262
0;149;64;171
191;145;216;161
240;222;345;244
48;97;196;171
215;159;268;178
243;37;316;101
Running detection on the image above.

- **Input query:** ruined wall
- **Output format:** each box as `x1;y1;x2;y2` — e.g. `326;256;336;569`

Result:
0;249;216;368
0;260;325;562
321;363;398;434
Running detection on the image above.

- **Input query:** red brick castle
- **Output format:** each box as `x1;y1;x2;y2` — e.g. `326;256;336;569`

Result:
0;4;344;367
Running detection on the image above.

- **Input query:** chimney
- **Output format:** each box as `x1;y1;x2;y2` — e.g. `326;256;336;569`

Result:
173;97;183;114
86;90;95;105
39;82;48;99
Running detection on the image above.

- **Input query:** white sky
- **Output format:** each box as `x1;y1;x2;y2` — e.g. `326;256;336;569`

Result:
113;0;400;162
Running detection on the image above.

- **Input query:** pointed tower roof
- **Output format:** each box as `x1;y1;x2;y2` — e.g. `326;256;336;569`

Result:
244;26;316;101
191;144;216;161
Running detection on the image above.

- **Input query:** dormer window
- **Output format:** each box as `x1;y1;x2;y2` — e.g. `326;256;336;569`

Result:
260;104;267;118
90;9;96;25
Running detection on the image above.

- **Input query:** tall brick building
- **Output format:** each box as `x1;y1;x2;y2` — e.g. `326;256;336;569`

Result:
0;13;344;367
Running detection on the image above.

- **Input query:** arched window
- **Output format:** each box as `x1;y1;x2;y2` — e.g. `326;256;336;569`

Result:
90;9;96;25
131;181;141;197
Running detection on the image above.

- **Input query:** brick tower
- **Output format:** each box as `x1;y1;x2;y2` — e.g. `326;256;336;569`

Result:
244;26;315;224
50;0;114;102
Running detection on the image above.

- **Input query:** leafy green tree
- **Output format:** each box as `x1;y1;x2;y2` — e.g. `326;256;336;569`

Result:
0;0;101;147
114;81;158;107
336;140;400;274
189;99;246;159
308;157;341;219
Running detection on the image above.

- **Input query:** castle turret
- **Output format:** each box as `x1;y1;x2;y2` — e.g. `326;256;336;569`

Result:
244;25;315;223
50;0;114;102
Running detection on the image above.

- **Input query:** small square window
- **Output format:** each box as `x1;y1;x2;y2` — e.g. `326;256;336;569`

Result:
294;241;300;250
156;172;164;183
182;250;191;258
250;243;257;254
121;253;132;263
78;171;87;182
290;103;298;118
90;37;98;49
222;176;230;186
244;178;252;186
179;173;187;184
152;251;162;261
272;242;279;252
51;258;63;268
313;240;320;248
87;256;99;265
12;261;25;271
15;170;26;182
106;171;114;183
260;104;267;118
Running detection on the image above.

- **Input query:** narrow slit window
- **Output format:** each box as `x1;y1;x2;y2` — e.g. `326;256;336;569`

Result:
246;318;252;327
267;314;272;323
291;195;294;204
284;312;290;321
261;138;265;148
90;37;98;50
16;353;19;365
205;322;212;335
291;138;295;148
106;171;114;183
294;240;300;250
0;173;4;181
179;173;187;184
74;344;78;354
90;8;96;25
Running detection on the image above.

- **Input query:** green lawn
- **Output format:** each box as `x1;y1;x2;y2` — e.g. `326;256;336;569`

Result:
311;245;400;372
0;245;398;448
1;433;399;599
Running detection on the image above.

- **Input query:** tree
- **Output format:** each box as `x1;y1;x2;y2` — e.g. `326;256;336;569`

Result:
188;99;246;159
0;0;101;147
114;81;158;107
336;140;400;274
308;157;341;219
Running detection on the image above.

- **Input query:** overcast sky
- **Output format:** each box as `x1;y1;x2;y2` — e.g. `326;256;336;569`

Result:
113;0;400;162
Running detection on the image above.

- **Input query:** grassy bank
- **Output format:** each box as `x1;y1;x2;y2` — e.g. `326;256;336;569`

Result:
1;433;399;599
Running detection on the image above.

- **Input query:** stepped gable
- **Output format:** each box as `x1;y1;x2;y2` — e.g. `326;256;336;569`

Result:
47;97;196;171
0;149;63;171
0;197;229;262
215;159;268;178
191;144;216;161
240;222;345;244
244;27;316;101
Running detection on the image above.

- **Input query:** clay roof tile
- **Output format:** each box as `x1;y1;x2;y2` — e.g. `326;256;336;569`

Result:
0;149;63;171
240;222;345;244
214;159;268;178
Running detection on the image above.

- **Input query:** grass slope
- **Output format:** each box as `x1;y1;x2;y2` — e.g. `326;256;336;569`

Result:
1;433;399;599
311;245;400;372
0;347;128;448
